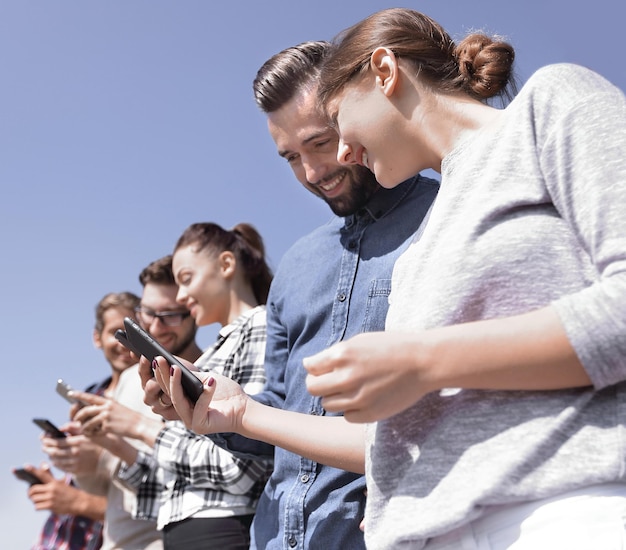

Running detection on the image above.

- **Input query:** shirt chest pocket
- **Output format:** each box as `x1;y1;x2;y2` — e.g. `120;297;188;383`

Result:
360;278;392;333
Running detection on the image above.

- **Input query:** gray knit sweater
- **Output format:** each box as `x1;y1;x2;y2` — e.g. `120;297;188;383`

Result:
366;64;626;549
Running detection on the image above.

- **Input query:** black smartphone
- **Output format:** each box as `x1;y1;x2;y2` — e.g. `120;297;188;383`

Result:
56;379;89;408
120;316;204;404
13;468;43;486
32;418;66;438
115;328;142;357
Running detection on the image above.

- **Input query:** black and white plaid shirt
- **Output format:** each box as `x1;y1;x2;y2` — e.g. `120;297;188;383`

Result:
119;306;272;529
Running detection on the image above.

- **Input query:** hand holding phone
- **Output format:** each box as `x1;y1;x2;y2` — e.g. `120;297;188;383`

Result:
13;468;43;485
118;317;204;403
56;379;89;408
115;328;141;358
33;418;67;438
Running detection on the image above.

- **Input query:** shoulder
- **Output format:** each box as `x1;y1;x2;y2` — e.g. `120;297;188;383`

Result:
509;63;624;135
244;305;267;327
231;305;267;337
119;363;140;382
522;63;622;103
85;376;112;395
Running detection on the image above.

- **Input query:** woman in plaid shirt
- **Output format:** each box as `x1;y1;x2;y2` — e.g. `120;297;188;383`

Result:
78;222;273;550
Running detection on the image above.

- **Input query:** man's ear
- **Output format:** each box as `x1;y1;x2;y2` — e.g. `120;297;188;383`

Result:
219;251;236;279
93;329;103;349
370;47;400;97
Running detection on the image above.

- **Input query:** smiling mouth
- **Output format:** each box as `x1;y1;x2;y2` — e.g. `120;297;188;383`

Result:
319;171;346;193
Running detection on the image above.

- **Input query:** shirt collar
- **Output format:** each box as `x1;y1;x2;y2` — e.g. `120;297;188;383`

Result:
345;175;420;226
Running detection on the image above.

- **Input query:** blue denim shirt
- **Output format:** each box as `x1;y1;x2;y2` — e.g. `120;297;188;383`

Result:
212;175;438;549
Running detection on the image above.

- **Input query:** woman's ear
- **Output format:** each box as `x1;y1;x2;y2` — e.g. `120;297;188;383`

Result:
219;251;236;279
370;47;400;97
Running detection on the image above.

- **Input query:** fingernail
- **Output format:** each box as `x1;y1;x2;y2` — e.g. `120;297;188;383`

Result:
207;377;215;387
151;359;158;371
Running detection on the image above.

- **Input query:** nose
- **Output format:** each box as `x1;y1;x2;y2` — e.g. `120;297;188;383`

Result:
147;316;165;334
337;138;356;165
176;287;187;305
301;156;327;184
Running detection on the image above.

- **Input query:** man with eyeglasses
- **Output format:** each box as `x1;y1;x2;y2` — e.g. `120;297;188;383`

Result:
68;256;204;548
135;255;203;362
74;255;268;548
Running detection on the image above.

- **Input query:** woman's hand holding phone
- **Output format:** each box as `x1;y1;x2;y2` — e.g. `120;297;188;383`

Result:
153;356;251;437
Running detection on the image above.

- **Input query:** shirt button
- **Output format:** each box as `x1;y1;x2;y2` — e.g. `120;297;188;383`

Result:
301;474;310;483
337;293;346;302
288;536;297;547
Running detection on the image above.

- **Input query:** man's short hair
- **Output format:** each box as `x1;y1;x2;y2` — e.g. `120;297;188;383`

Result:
94;291;140;333
138;255;175;287
253;41;332;113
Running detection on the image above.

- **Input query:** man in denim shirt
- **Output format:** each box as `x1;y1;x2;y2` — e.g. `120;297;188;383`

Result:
232;41;437;549
148;41;438;549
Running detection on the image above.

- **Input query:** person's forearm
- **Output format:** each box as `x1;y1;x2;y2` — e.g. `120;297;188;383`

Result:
70;492;106;521
240;402;365;473
421;306;591;392
127;415;163;448
96;435;140;465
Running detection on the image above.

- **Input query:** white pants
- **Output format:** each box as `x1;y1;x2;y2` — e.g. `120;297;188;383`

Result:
424;484;626;550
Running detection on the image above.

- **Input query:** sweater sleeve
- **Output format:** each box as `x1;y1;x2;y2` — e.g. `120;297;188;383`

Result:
542;65;626;388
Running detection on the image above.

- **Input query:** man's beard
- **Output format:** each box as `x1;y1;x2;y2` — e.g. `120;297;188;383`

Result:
170;324;198;357
323;165;380;217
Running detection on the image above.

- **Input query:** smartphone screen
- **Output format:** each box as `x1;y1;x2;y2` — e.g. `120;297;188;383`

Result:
122;317;204;403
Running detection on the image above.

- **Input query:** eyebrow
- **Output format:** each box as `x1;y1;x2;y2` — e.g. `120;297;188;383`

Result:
277;128;335;158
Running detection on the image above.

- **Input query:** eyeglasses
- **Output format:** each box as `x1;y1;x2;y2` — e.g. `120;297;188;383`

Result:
134;307;191;327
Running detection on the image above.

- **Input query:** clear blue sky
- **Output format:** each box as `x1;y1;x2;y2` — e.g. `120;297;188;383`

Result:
2;1;623;546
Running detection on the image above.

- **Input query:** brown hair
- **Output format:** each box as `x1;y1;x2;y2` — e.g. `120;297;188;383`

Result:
253;41;332;113
139;255;175;287
174;222;273;305
94;291;140;333
318;8;516;109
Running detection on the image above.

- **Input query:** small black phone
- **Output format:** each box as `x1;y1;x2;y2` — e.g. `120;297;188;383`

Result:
56;379;89;408
13;468;44;486
32;418;66;438
115;328;142;357
119;316;204;403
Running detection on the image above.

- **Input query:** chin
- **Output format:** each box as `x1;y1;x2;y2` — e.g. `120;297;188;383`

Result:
378;174;405;189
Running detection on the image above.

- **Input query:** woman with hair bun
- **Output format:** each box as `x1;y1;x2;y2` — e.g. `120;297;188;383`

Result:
153;221;273;549
305;8;626;549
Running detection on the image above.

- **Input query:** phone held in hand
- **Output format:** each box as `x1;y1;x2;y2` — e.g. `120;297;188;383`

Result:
56;379;89;408
114;328;141;357
32;418;67;438
118;316;204;403
13;468;43;486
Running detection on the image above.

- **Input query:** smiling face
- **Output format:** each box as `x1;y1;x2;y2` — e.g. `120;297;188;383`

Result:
267;84;379;217
139;282;197;356
172;244;231;327
93;306;137;376
327;50;431;188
